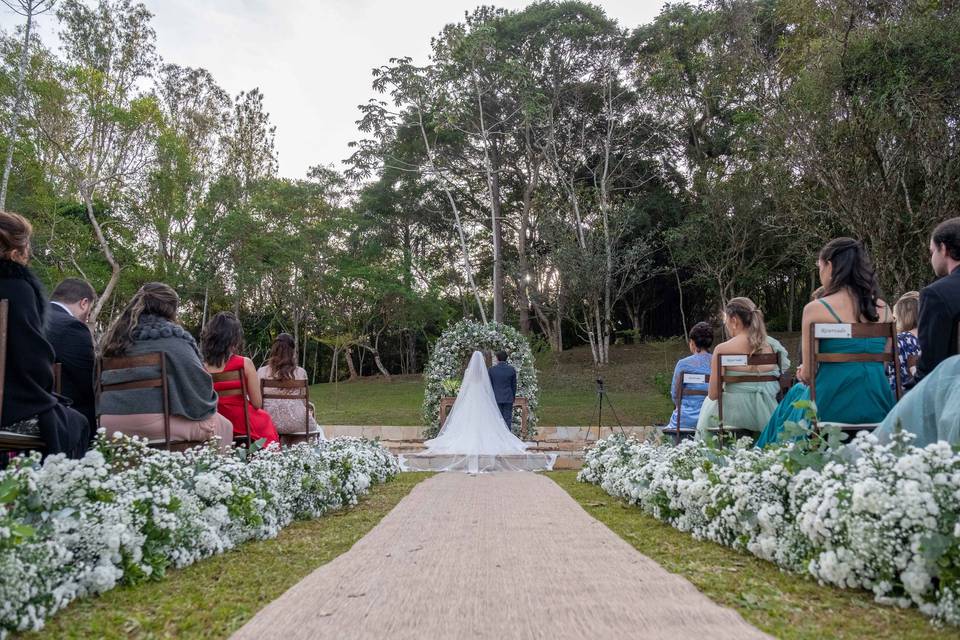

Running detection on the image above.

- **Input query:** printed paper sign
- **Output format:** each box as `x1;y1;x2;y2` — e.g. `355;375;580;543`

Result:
815;323;852;339
683;374;706;384
720;355;748;366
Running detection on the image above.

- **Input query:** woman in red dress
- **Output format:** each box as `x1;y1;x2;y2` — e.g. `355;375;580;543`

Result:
201;311;280;447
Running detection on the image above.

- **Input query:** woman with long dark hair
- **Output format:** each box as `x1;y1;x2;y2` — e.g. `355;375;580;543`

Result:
695;297;790;439
98;283;233;451
756;238;895;446
257;333;324;437
0;212;88;457
202;312;279;447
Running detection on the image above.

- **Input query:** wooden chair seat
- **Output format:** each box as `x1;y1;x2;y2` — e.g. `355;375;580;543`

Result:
0;430;46;450
145;438;209;452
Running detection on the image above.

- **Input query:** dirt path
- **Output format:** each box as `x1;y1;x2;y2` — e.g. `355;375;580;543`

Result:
231;473;770;640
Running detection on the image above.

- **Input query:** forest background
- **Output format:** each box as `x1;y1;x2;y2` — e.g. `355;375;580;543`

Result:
3;0;957;381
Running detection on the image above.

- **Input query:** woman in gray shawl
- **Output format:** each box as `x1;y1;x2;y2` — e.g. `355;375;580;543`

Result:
97;283;232;451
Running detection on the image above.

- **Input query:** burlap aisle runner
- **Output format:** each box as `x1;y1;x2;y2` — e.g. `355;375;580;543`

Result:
232;473;771;640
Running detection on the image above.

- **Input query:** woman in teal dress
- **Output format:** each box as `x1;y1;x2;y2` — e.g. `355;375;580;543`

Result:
696;297;790;440
756;238;896;447
874;355;960;447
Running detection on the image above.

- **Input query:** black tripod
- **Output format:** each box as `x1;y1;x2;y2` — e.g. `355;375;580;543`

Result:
590;377;625;441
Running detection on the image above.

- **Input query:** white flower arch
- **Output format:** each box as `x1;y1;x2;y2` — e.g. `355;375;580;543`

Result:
422;319;539;438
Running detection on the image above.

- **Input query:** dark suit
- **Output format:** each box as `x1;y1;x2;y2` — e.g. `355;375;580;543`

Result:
46;303;97;434
488;361;517;430
916;265;960;383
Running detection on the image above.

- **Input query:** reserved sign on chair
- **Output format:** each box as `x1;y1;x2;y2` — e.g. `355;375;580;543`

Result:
720;355;748;366
682;374;706;384
814;323;853;339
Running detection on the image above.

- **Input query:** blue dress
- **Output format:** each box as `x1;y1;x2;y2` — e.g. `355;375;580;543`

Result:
668;352;712;429
756;300;896;447
875;355;960;447
888;332;920;390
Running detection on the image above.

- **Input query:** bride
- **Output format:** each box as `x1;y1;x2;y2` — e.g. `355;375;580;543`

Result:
400;351;555;473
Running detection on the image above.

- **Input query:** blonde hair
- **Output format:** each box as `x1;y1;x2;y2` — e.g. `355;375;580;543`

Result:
0;211;32;259
893;291;919;333
725;297;767;354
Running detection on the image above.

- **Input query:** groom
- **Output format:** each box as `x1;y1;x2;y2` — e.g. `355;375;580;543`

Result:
488;350;517;431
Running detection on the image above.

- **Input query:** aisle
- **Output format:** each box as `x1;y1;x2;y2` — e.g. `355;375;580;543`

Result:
231;473;770;640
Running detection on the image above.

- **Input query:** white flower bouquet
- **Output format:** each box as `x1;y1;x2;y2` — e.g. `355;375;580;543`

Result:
0;432;400;637
578;432;960;626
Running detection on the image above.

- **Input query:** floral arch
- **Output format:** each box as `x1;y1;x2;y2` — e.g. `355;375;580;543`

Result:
422;319;540;438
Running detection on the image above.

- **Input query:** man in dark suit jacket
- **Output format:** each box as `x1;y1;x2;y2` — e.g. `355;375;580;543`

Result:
46;278;97;434
488;350;517;430
916;217;960;383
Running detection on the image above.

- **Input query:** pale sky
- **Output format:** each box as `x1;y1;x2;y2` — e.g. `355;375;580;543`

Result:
1;0;669;179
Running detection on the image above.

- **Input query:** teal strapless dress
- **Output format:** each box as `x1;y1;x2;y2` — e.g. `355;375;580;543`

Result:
756;301;896;447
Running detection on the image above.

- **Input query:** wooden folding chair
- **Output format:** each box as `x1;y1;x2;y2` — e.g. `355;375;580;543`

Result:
0;299;48;458
211;369;252;446
514;397;530;439
97;353;205;451
663;372;709;444
261;378;318;446
809;321;901;436
52;363;62;395
714;352;782;445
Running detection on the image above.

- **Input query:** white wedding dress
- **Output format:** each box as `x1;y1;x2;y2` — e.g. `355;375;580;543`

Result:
400;351;555;473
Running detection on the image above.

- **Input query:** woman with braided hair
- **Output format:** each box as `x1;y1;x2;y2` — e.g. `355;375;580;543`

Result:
756;238;895;447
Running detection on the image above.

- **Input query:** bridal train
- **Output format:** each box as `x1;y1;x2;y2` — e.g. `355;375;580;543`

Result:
400;351;555;473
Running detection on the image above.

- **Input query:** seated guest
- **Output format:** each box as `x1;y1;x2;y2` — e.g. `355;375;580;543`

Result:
668;322;713;430
47;278;97;434
696;298;790;439
888;291;920;390
98;283;233;451
202;312;279;447
756;238;895;447
257;333;325;438
875;354;960;447
916;217;960;382
0;212;88;457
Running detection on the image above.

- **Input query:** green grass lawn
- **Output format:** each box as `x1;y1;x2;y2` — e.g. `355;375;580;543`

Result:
310;340;693;426
550;471;957;640
20;473;432;640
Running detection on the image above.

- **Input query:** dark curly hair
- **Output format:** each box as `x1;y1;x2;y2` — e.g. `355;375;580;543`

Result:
820;237;883;322
932;217;960;261
265;333;297;380
688;322;714;351
101;283;179;357
201;311;243;367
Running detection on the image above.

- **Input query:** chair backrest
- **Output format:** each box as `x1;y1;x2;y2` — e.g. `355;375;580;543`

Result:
674;372;709;442
98;352;172;448
0;299;7;426
52;363;62;395
211;368;251;442
261;378;309;435
716;352;781;431
809;321;901;404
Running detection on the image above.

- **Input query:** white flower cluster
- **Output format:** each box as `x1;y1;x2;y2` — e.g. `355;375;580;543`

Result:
578;433;960;626
422;319;540;437
0;432;400;638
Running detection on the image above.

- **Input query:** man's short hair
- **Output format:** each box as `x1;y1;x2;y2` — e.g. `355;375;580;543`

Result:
932;216;960;261
496;350;508;362
51;278;96;304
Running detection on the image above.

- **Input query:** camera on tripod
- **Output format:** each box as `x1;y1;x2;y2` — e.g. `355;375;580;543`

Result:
590;375;623;440
595;377;605;394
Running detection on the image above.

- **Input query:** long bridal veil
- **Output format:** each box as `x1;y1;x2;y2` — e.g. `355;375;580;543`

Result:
400;351;555;473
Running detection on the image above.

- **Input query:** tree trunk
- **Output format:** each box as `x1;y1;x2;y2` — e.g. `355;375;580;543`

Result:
0;9;33;210
328;346;340;383
407;330;417;373
787;275;796;333
489;141;504;324
83;190;120;325
345;346;359;380
372;350;391;379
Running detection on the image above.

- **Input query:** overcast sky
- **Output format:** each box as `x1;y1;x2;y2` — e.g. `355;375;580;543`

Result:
0;0;669;179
